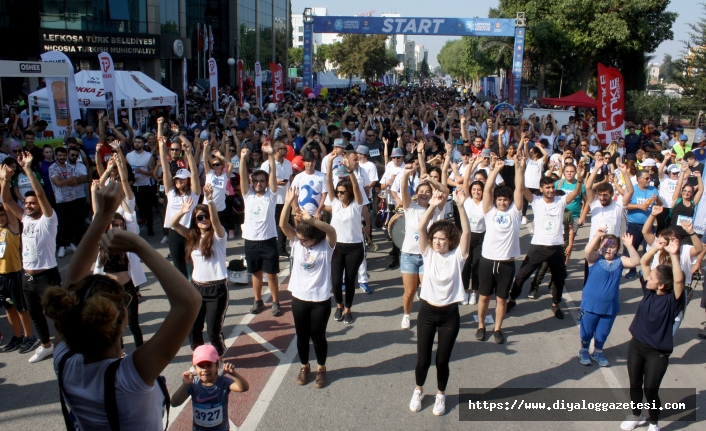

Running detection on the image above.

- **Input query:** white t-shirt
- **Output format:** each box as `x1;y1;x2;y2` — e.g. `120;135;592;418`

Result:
472;165;504;185
126;150;154;187
359;160;379;198
164;189;199;228
380;164;405;188
589;197;624;239
482;206;521;261
463;198;486;233
530;195;567;246
191;231;228;282
53;342;164;431
392;172;421;200
261;159;293;204
69;161;88;199
693;201;706;235
420;245;466;306
448;162;470;182
401;203;443;255
646;242;696;285
330;199;364;244
242;189;278;241
22;212;58;270
658;177;678;208
288;237;335;302
205;171;228;211
525;158;544;189
291;171;327;215
321;154;344;176
328;166;371;206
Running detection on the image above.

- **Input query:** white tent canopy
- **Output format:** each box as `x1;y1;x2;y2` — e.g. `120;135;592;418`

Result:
296;71;365;89
29;70;177;110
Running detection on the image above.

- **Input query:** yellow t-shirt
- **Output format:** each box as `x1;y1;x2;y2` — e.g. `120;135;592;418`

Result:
0;226;22;274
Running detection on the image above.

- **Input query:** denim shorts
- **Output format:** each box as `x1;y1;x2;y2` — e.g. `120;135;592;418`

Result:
400;252;424;275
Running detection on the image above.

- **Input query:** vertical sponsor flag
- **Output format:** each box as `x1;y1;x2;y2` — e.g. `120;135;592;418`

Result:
209;26;214;55
98;52;118;124
269;63;284;103
197;24;202;79
237;60;245;106
208;58;218;111
204;24;209;78
183;58;188;121
254;62;263;109
597;63;625;145
511;27;526;106
41;51;81;138
302;22;313;88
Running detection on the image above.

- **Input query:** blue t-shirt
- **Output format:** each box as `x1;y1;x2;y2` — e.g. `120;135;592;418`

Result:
581;256;623;315
555;179;585;220
629;279;684;353
187;375;232;431
627;185;658;225
293;135;306;152
82;135;100;159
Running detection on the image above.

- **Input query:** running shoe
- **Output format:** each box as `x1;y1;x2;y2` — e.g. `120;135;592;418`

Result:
359;283;373;294
590;350;609;367
521;216;527;225
2;335;23;352
314;367;326;389
469;292;477;305
271;301;282;317
527;287;539;299
334;308;344;321
699;326;706;340
620;414;646;430
647;424;660;431
57;246;66;258
67;243;77;253
493;330;505;344
578;348;591;366
432;394;446;416
161;236;169;244
18;336;39;354
462;292;470;305
29;344;54;363
624;269;638;279
401;314;411;329
475;327;486;341
343;312;353;324
249;299;265;314
409;388;424;412
551;304;564;319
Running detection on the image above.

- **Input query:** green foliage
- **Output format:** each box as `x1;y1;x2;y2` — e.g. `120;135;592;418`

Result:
161;21;179;36
625;90;693;123
659;54;675;83
314;43;332;72
329;35;398;81
289;47;303;68
675;3;706;109
418;59;431;78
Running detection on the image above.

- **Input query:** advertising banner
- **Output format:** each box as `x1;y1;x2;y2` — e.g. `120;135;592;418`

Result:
511;27;526;106
208;58;218;108
254;61;263;109
238;60;245;106
97;52;118;123
311;16;516;37
597;63;625;145
269;63;284;103
183;58;187;121
302;22;313;87
41;51;81;138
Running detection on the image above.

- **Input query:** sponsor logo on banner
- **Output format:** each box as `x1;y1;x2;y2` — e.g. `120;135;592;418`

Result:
597;63;625;145
269;63;284;103
208;58;218;103
98;52;117;123
237;60;244;106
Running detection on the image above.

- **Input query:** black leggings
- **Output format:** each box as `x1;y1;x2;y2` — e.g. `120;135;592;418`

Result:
189;279;230;356
627;338;670;425
123;280;143;347
168;229;189;278
461;231;485;292
292;296;331;365
331;242;365;309
415;300;461;392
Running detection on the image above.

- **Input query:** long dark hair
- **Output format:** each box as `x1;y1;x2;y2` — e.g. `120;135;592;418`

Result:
98;213;129;269
185;204;214;261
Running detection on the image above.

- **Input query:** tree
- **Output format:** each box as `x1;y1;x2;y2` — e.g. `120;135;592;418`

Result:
659;54;675;83
417;59;430;78
313;43;332;72
289;47;303;68
437;39;469;82
329;35;398;80
674;3;706;111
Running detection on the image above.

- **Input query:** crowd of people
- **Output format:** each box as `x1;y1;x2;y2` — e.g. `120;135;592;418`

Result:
0;82;704;430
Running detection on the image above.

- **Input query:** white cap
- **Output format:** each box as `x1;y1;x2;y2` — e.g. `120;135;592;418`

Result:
642;158;657;167
173;169;191;179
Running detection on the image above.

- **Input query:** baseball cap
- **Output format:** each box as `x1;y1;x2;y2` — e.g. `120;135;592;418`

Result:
557;136;566;141
291;155;304;170
335;165;349;177
173;169;191;179
679;134;688;141
333;138;346;148
667;164;681;173
193;345;218;365
641;158;657;167
390;148;404;158
694;147;706;162
356;145;369;155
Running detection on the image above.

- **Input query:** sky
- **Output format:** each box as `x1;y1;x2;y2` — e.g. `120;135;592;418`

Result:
291;0;694;67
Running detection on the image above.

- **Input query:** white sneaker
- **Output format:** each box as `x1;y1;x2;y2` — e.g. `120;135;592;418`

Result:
433;394;446;416
29;344;54;363
415;289;420;300
620;414;647;430
521;216;527;225
528;222;534;235
469;292;478;305
401;314;411;329
57;247;66;258
409;388;424;412
161;236;169;244
67;243;77;253
647;425;660;431
462;292;470;305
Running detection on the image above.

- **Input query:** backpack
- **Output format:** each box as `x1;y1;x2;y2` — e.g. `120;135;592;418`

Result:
57;352;170;431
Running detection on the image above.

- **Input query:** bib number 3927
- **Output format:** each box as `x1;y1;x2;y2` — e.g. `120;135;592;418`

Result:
193;403;223;427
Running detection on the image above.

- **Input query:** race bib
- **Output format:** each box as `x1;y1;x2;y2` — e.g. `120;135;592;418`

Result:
667;182;677;193
18;176;30;186
249;199;268;221
233;159;240;168
677;215;693;228
539;216;560;235
22;238;37;263
504;159;515;166
211;177;225;189
159;184;165;193
369;149;380;157
193;403;223;428
0;242;6;259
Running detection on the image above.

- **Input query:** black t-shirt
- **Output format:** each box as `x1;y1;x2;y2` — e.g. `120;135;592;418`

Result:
366;139;383;164
668;198;695;237
501;157;516;190
687;162;704;187
629;279;684;353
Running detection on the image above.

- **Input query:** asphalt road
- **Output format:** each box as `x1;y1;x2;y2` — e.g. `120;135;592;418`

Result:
0;217;704;431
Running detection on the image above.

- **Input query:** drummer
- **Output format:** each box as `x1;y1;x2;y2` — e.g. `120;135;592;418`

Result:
398;143;449;329
381;147;406;269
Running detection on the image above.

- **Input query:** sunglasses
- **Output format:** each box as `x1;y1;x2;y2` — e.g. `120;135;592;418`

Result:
392;156;401;159
367;134;375;137
196;214;210;222
336;190;347;195
211;163;222;167
170;148;181;152
12;149;22;153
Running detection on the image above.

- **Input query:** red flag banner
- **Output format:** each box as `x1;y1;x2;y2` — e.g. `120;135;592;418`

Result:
197;25;202;52
597;63;625;145
237;60;244;106
269;62;284;103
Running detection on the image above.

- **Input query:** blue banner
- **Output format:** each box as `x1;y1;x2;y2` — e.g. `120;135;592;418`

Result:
312;16;516;37
511;27;525;105
303;22;313;88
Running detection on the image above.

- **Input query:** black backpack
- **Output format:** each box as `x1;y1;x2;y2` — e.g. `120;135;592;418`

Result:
57;352;170;431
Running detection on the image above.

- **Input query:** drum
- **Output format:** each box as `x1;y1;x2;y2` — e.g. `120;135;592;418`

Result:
389;213;406;249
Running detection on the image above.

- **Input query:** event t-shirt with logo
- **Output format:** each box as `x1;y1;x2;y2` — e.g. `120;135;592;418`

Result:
242;189;278;241
482;206;521;261
530;195;568;246
205;171;229;211
401;203;444;255
288;237;335;302
22;212;58;271
187;375;232;431
291;171;327;216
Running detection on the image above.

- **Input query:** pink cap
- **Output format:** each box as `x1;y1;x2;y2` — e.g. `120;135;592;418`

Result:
192;345;218;365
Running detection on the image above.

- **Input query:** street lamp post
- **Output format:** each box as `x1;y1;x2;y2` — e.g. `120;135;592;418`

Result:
227;58;236;87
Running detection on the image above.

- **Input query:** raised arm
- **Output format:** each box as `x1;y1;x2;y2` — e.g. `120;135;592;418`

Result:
342;156;363;205
279;187;298;241
0;165;23;220
514;156;526;211
565;164;586;205
454;189;471;259
114;152;135;200
180;137;201;196
296;205;337;248
584;227;606;264
158;137;174;194
239;148;250;195
418;191;445;255
18;152;53;217
326;154;336;202
483;160;504;213
400;164;414;209
261;140;277;193
203;184;225;238
168;196;192;239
